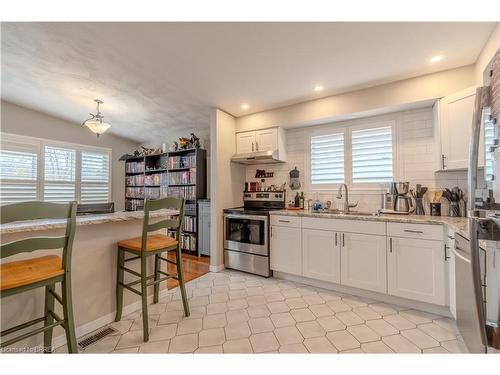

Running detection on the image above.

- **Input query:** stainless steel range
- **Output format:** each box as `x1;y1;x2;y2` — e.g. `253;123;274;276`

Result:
223;191;286;277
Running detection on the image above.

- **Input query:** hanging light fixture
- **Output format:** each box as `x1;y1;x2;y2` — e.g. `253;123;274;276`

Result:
82;99;111;137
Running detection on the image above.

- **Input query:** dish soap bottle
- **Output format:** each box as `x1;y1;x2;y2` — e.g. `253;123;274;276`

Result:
299;192;305;209
294;192;300;207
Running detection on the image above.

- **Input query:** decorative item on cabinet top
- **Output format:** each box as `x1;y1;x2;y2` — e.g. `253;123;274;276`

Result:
289;166;301;190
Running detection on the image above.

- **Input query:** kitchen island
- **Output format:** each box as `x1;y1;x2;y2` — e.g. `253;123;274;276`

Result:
1;209;178;350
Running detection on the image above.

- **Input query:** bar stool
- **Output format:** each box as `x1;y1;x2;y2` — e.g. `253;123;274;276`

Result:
114;197;189;342
0;201;78;353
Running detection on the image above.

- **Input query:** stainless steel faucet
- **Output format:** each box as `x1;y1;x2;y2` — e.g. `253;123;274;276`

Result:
337;183;358;213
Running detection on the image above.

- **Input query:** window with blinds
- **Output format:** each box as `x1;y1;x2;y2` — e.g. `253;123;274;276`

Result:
0;150;38;203
310;133;344;185
81;151;110;203
351;126;393;183
44;146;76;202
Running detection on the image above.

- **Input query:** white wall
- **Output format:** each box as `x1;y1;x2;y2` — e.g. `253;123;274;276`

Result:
1;101;140;210
209;109;245;270
244;107;472;214
236;65;476;132
474;23;500;83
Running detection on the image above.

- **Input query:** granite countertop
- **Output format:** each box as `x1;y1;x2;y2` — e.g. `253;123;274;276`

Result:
0;209;179;235
270;209;470;239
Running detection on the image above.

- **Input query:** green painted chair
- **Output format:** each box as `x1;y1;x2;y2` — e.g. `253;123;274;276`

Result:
115;197;190;342
0;201;78;353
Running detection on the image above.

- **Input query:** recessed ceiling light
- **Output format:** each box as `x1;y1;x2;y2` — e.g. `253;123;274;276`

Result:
314;85;324;92
241;104;249;110
430;55;444;63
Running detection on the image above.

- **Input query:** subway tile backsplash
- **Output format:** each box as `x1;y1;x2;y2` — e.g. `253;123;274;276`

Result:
244;107;476;215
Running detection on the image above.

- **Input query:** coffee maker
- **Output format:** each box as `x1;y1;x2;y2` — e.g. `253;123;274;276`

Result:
380;182;414;214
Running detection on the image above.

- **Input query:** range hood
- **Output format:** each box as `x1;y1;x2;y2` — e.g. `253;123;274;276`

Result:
231;150;285;165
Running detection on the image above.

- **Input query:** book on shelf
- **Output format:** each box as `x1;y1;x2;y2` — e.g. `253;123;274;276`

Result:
168;154;196;169
126;161;144;173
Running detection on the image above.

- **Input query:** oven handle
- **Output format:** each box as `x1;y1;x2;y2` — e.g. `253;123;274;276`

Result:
224;213;269;221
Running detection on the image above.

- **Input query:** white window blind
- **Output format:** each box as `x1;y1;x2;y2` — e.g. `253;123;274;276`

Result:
44;146;76;202
310;133;344;184
81;151;110;203
351;126;393;183
0;150;38;204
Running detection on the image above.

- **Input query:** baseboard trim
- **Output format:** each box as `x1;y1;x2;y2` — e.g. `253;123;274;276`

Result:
209;264;225;272
52;289;170;349
273;271;452;318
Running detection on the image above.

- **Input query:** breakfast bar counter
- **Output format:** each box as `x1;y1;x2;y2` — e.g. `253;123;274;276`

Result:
1;209;178;350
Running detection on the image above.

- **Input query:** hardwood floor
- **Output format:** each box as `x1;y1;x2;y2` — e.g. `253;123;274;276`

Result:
166;252;210;289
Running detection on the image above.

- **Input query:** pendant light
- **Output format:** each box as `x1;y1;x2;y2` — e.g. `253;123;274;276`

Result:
82;99;111;137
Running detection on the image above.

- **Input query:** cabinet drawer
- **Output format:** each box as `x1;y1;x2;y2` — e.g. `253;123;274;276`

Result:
271;215;301;228
387;222;443;241
301;217;385;236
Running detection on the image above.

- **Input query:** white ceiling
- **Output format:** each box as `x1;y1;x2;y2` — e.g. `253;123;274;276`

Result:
1;22;496;144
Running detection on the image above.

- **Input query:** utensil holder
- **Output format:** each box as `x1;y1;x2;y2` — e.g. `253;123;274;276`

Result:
449;201;460;217
430;202;441;216
415;198;425;215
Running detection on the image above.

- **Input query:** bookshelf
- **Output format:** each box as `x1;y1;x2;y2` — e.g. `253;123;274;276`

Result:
124;148;207;256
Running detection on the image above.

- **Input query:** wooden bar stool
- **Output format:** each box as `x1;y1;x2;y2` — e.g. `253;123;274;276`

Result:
114;197;189;342
0;201;78;353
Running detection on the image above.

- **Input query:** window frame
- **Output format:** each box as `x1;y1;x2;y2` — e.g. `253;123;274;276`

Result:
306;120;398;192
0;132;112;204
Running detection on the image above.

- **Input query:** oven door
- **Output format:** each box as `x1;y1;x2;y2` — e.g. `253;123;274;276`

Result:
224;214;268;256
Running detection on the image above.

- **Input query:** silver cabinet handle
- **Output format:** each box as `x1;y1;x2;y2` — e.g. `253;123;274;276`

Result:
335;232;337;247
256;142;259;151
342;233;345;247
448;235;455;240
252;142;254;152
442;154;446;170
444;244;450;261
404;229;424;234
389;237;393;253
278;220;290;223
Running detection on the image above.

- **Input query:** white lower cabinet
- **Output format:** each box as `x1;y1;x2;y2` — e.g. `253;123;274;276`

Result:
270;225;302;275
387;236;446;306
302;228;340;283
341;232;387;293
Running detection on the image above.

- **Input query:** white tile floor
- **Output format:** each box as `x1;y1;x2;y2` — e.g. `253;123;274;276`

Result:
58;269;471;354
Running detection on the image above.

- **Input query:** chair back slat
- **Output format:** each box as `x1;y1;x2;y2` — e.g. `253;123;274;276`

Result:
1;201;73;224
147;219;179;233
0;201;77;271
141;197;185;251
145;197;183;212
1;237;68;259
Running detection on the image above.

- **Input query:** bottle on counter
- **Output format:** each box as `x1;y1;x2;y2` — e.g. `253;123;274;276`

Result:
294;192;300;207
299;192;304;209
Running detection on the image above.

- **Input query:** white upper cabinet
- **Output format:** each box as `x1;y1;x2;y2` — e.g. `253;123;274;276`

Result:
255;128;278;152
436;86;484;170
341;232;387;294
236;132;256;154
235;127;287;161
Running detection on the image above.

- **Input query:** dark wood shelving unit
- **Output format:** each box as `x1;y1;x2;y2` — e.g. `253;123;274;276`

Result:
124;148;207;256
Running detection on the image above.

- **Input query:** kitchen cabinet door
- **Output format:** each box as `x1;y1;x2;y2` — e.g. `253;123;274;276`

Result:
270;225;302;275
387;237;446;305
440;86;484;170
302;228;340;283
255;128;278;152
236;131;256;154
341;232;387;293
